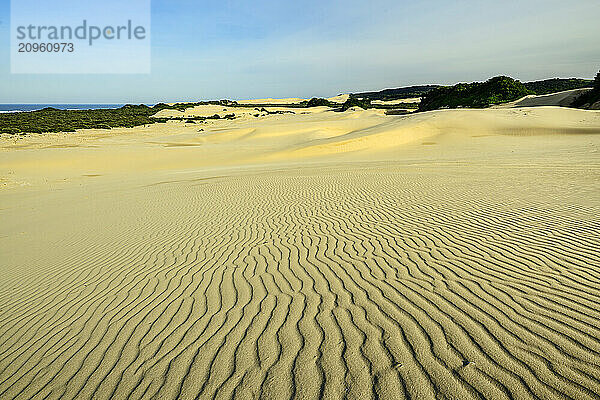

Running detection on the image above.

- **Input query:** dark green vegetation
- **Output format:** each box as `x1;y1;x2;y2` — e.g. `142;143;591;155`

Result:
0;101;239;134
416;74;598;112
351;85;440;101
571;70;600;109
301;97;417;111
303;98;335;107
372;102;420;110
418;76;530;111
0;105;159;134
385;109;411;116
351;78;593;103
524;78;593;95
254;108;295;115
175;113;238;124
340;97;372;111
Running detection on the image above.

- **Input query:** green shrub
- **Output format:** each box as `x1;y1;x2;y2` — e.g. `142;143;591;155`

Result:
419;76;530;111
340;98;372;111
305;98;333;107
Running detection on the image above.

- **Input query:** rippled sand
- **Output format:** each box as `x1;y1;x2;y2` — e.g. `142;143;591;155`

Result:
1;106;599;399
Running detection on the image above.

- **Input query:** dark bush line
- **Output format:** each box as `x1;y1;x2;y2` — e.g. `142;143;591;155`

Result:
372;103;419;109
0;100;247;134
385;109;411;116
351;85;441;101
161;113;238;123
418;76;530;111
417;74;599;112
1;105;157;134
350;78;594;104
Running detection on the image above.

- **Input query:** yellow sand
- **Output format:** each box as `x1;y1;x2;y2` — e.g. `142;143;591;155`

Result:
1;105;599;400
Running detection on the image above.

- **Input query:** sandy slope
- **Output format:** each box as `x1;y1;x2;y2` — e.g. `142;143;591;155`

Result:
494;88;591;108
1;106;600;399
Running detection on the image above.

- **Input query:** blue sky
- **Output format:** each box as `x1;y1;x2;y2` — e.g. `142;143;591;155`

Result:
0;0;599;103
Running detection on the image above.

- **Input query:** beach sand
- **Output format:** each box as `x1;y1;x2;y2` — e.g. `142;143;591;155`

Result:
1;105;599;399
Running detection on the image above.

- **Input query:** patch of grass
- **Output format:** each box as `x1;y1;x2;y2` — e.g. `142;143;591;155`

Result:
303;98;335;107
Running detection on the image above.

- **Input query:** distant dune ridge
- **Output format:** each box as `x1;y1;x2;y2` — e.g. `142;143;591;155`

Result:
1;98;600;399
1;75;597;137
236;94;349;105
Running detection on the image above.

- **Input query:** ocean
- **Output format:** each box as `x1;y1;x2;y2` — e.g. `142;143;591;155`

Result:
0;104;125;113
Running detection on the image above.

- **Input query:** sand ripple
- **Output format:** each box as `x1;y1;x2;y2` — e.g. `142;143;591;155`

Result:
0;164;599;399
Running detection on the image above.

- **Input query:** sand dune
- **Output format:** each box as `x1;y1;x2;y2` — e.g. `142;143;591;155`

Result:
2;107;598;181
1;106;600;399
326;94;350;103
494;88;591;108
236;97;307;105
236;94;349;105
